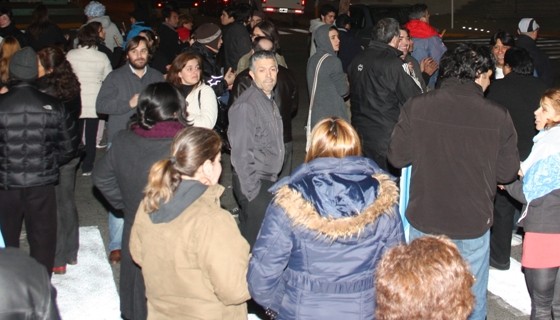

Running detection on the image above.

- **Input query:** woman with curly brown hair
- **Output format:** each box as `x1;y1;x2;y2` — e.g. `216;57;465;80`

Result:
375;236;475;320
36;46;82;275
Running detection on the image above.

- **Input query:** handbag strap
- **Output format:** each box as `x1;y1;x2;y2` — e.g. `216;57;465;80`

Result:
306;53;330;132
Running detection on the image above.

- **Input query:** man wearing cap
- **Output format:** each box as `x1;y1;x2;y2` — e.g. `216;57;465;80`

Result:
0;47;75;275
187;22;235;100
84;1;123;51
517;18;554;87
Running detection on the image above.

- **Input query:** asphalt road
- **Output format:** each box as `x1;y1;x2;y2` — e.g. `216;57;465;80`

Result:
18;4;555;318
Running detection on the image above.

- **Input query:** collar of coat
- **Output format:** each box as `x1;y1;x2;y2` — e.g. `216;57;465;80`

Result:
272;173;398;240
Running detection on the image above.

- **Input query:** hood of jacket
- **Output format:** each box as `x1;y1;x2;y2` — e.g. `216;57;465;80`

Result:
313;24;336;56
270;156;399;240
150;180;217;223
309;18;324;33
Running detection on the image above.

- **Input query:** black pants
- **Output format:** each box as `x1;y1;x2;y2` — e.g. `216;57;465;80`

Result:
232;173;274;250
54;157;80;267
79;118;99;173
0;185;57;274
490;189;521;269
525;267;560;320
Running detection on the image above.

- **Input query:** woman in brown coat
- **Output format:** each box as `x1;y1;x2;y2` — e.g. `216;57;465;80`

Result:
130;127;250;319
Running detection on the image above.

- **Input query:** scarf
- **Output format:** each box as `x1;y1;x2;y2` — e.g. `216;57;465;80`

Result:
518;126;560;221
405;20;439;38
132;121;185;139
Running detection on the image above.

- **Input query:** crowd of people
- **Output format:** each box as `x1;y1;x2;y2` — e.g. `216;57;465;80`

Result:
0;1;558;320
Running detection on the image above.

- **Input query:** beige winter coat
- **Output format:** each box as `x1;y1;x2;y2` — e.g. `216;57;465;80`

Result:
130;184;250;319
66;46;112;118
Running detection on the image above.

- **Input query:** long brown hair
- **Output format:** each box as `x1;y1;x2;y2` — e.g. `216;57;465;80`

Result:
143;127;222;213
0;37;21;84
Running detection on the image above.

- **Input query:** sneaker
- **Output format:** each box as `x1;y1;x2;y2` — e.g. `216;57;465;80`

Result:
82;171;92;177
511;233;523;246
96;142;107;149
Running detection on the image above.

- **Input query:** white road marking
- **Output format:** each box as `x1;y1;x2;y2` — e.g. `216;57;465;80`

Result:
488;257;531;315
52;226;120;319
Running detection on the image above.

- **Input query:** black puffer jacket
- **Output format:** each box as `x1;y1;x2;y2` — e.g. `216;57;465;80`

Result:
0;82;74;189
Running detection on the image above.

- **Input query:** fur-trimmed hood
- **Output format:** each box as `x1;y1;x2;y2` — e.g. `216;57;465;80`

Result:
270;156;399;240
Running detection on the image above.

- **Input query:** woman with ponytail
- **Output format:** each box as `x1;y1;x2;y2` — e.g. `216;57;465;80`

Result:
130;127;250;320
92;82;186;320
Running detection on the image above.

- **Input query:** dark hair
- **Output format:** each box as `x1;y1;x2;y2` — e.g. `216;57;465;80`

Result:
224;3;251;23
126;35;149;55
27;4;52;40
134;82;184;130
504;47;534;76
252;36;275;52
373;18;400;44
489;31;515;47
36;46;80;101
319;4;336;17
167;52;203;87
162;5;178;19
408;3;428;20
138;29;159;53
0;7;13;20
249;50;277;72
143;127;222;213
77;23;99;48
439;44;494;82
335;14;352;29
253;20;281;52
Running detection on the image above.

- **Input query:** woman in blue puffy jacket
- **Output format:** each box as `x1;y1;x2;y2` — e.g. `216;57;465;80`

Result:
248;117;404;319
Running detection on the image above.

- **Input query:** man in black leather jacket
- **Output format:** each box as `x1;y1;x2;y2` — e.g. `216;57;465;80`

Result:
0;247;61;319
0;47;74;274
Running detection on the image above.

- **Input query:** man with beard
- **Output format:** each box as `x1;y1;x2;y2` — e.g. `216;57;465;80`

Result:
228;50;284;248
95;36;163;270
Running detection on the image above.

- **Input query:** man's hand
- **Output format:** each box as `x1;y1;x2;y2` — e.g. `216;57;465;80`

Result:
421;58;439;76
129;93;139;108
224;67;235;88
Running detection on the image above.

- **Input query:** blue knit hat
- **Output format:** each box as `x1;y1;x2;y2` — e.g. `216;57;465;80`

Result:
84;1;106;18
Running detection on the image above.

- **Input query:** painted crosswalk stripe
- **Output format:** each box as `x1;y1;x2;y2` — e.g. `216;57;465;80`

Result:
52;226;120;319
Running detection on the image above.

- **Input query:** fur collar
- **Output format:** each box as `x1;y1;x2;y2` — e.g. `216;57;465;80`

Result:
273;173;399;240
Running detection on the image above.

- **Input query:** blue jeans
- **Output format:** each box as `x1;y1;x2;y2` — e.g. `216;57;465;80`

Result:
106;142;123;251
108;212;123;251
409;226;490;320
